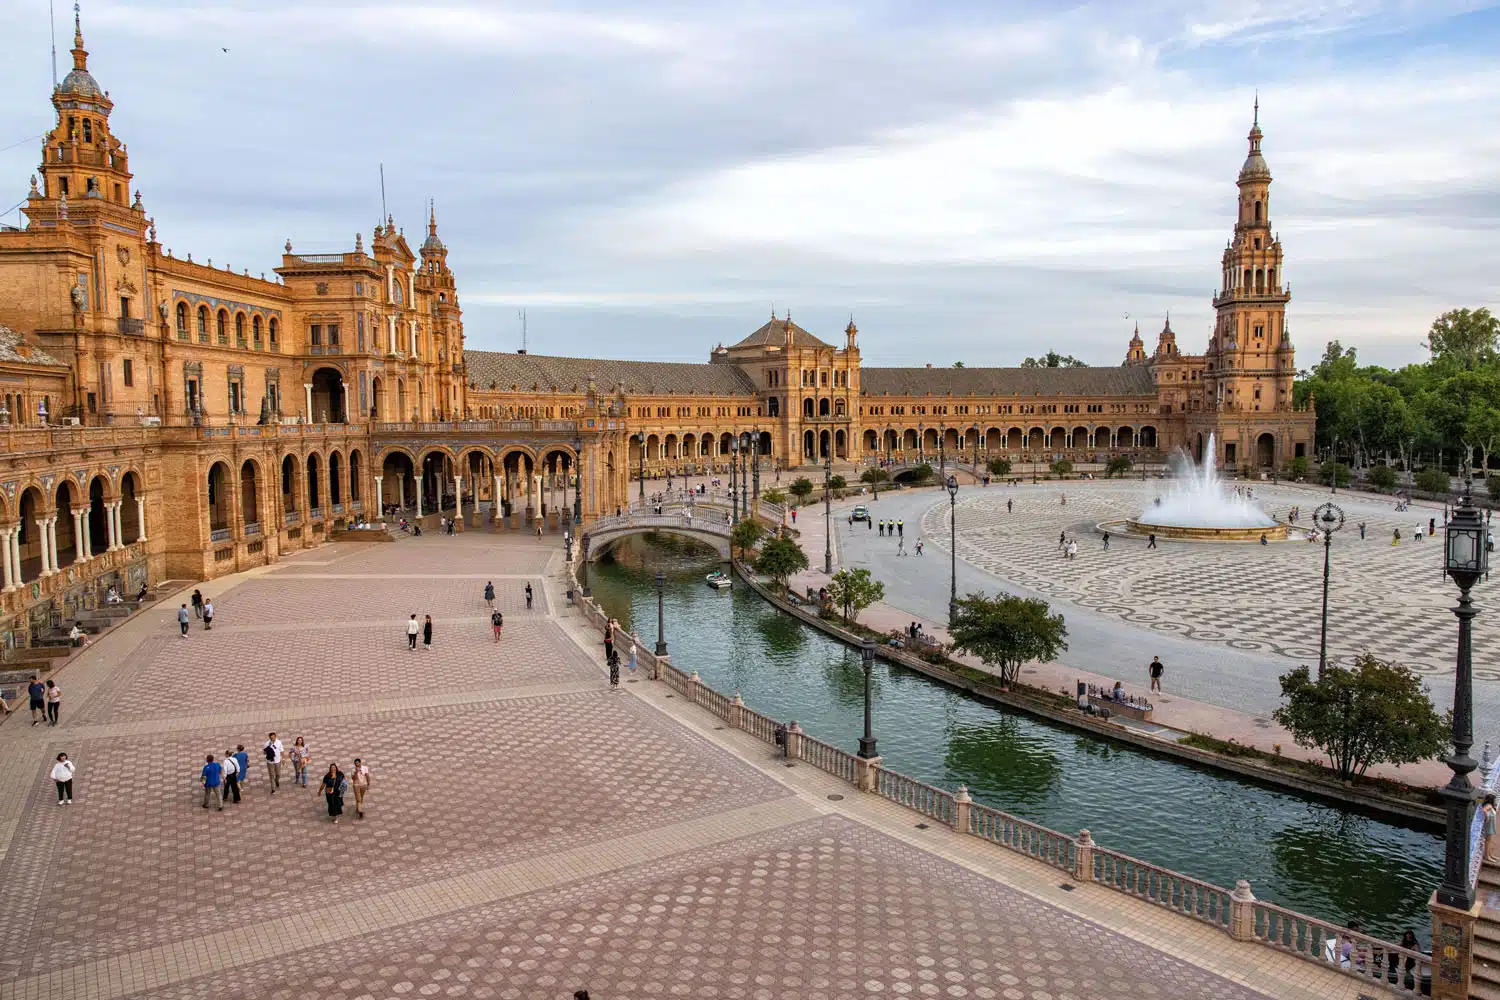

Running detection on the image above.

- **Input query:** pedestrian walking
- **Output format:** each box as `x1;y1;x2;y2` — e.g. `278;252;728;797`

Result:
406;614;419;650
191;589;204;619
450;519;458;536
221;747;241;803
233;745;250;790
603;620;615;664
1147;533;1157;549
28;676;46;725
915;539;924;555
491;609;504;642
44;679;61;726
628;639;638;675
483;581;495;608
1102;531;1111;550
1359;521;1366;540
1149;656;1165;692
1430;517;1437;537
263;732;283;792
525;583;534;609
1392;527;1401;546
878;520;884;537
51;752;75;805
897;537;905;556
178;604;190;637
791;509;796;524
351;758;372;819
1484;794;1499;862
1058;530;1066;550
1007;498;1013;513
290;736;311;787
201;753;224;811
1065;540;1078;560
202;598;214;630
609;651;620;689
319;762;348;824
422;614;433;651
897;520;903;538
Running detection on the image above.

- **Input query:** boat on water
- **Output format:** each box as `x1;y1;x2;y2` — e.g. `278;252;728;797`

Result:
705;570;732;590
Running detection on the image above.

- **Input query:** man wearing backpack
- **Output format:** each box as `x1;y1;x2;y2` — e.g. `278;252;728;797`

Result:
263;732;283;792
491;609;503;643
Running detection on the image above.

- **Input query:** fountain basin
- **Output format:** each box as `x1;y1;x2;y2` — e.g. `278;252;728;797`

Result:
1098;521;1296;542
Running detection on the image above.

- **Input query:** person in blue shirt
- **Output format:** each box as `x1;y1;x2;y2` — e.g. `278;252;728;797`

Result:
201;754;224;811
233;745;250;790
27;678;46;726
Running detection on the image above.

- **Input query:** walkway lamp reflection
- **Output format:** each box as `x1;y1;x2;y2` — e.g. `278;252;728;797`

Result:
654;570;669;657
946;474;959;625
857;637;878;759
1436;483;1487;911
1312;501;1344;678
824;451;833;574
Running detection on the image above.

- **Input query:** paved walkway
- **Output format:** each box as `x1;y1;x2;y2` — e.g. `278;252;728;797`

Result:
0;531;1375;998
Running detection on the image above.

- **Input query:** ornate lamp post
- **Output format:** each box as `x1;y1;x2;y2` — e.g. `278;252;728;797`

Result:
939;426;946;473
740;434;750;519
947;475;959;624
1312;501;1344;678
579;534;591;597
824;449;833;574
1436;484;1488;914
857;637;878;759
637;434;645;502
654;570;669;657
751;430;761;506
572;435;583;526
729;437;740;525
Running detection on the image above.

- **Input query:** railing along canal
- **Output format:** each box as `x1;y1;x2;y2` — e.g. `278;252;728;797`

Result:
568;565;1434;995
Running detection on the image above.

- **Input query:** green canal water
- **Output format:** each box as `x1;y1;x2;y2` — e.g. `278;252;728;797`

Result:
589;559;1445;944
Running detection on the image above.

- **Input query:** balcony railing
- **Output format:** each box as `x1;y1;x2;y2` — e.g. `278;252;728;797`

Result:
289;253;347;264
284;510;301;526
244;522;261;536
117;317;145;336
209;527;231;543
310;507;324;521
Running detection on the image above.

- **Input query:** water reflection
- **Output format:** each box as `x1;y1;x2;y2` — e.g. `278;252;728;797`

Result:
587;560;1444;944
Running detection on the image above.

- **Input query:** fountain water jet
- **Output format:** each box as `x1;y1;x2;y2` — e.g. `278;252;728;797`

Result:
1121;433;1287;541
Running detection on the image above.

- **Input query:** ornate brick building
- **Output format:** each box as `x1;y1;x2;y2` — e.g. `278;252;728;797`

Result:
0;19;1311;648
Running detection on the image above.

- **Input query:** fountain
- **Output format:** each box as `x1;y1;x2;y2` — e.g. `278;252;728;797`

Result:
1118;433;1288;542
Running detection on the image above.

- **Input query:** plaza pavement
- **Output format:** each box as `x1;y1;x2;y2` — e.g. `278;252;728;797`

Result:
783;478;1489;787
0;529;1377;998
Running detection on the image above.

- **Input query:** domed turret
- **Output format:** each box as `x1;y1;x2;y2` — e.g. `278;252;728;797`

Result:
1238;98;1271;184
58;7;102;98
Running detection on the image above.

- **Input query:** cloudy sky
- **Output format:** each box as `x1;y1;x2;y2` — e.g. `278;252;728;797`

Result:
1;0;1497;369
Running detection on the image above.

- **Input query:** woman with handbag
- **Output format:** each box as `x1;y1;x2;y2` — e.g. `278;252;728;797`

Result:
289;737;311;787
318;762;348;824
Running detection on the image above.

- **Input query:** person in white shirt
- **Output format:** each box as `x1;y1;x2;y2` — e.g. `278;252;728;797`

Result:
350;758;372;819
406;614;420;651
221;746;241;804
51;752;75;805
263;732;284;792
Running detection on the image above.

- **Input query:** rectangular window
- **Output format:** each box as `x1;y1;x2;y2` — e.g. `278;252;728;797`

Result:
229;381;242;414
310;324;322;346
357;313;365;351
355;282;363;296
122;358;134;387
327;323;340;346
360;371;368;414
186;379;199;413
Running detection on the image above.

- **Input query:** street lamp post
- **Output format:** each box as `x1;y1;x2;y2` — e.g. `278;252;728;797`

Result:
730;438;740;525
579;534;591;597
654;570;669;657
1312;502;1344;678
1436;483;1488;912
824;451;833;574
947;475;959;624
857;637;878;759
740;436;750;519
572;436;583;525
637;434;645;502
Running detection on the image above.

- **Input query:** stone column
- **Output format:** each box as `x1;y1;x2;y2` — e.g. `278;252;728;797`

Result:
786;721;804;760
46;517;59;575
136;495;147;542
729;693;745;730
0;527;14;591
1074;828;1094;881
375;478;384;519
104;502;118;551
953;785;971;834
73;509;87;560
8;529;20;586
454;475;463;523
1229;880;1257;942
1431;894;1481;1000
854;753;881;793
398;473;406;510
415;475;423;518
304;384;314;423
493;474;503;525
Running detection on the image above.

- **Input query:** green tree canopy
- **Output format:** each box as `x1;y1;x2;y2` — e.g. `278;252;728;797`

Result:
828;474;847;490
754;536;809;590
730;518;765;561
788;477;815;501
1104;456;1133;478
1021;350;1088;368
905;463;934;484
986;457;1012;477
1426;307;1499;370
1272;655;1449;781
948;592;1068;687
827;568;885;625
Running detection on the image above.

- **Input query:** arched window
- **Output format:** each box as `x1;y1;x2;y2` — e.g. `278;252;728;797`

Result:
197;306;209;337
1254;200;1262;222
268;318;279;348
252;315;263;345
175;302;187;334
1267;267;1276;290
235;313;246;344
216;310;228;343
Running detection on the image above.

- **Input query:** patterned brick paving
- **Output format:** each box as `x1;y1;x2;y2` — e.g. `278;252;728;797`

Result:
0;533;1343;999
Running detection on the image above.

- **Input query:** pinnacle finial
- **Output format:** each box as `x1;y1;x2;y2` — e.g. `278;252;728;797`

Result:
1253;91;1259;127
71;1;88;69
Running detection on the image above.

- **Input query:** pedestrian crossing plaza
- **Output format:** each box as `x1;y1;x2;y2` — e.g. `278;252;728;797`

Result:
0;532;1372;999
919;479;1493;682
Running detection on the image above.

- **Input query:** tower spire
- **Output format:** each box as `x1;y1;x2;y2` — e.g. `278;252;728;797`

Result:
1253;91;1258;128
71;1;86;69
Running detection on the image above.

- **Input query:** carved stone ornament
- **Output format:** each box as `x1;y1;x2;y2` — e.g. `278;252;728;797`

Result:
114;273;138;295
116;245;130;265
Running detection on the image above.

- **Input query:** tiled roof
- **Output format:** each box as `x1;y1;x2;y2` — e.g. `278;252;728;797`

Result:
0;324;67;367
730;317;831;350
464;350;758;396
861;365;1155;397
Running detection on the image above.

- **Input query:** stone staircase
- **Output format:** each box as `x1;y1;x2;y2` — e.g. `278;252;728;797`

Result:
1474;863;1500;998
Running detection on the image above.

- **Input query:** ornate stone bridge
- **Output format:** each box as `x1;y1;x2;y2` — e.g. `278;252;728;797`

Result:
581;511;733;562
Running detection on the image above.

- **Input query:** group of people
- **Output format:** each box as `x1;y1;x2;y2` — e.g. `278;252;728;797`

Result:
176;589;215;636
1057;531;1079;560
482;581;536;642
601;617;638;688
199;732;372;823
26;677;63;726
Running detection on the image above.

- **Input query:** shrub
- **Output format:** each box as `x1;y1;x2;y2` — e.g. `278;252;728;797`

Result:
1049;459;1074;477
1415;468;1450;494
1366;465;1397;490
1286;456;1310;479
1104;456;1133;478
1318;461;1351;487
828;474;846;490
986;457;1012;477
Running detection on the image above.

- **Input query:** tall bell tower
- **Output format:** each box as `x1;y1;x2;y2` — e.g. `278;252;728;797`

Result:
1205;102;1295;416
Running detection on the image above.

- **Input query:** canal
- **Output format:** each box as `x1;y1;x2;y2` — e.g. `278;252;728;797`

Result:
589;558;1445;943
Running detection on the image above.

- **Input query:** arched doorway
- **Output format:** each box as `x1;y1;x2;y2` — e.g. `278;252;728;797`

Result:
309;368;345;424
349;449;363;503
835;429;846;459
803;429;815;460
306;453;322;512
207;462;232;537
370;377;384;421
54;481;78;567
1140;426;1158;449
1256;433;1275;468
18;486;43;581
381;452;416;513
87;475;109;556
329;451;344;507
819;429;831;460
120;472;142;544
281;455;300;516
241;461;260;529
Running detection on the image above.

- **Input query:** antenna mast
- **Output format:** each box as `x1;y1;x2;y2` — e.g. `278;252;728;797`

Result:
379;163;387;221
49;0;58;89
518;309;527;353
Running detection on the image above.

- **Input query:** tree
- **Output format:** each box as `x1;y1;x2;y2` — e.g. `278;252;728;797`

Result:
906;463;934;485
1287;455;1310;480
754;536;808;591
1366;464;1397;490
947;592;1068;688
952;361;966;368
1021;350;1088;368
827;568;885;625
1272;655;1450;782
762;488;786;506
828;474;847;491
788;477;815;503
1415;467;1450;494
1049;458;1073;477
730;519;764;561
1425;307;1499;370
1104;456;1133;478
1318;461;1350;488
860;467;890;495
986;457;1012;477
